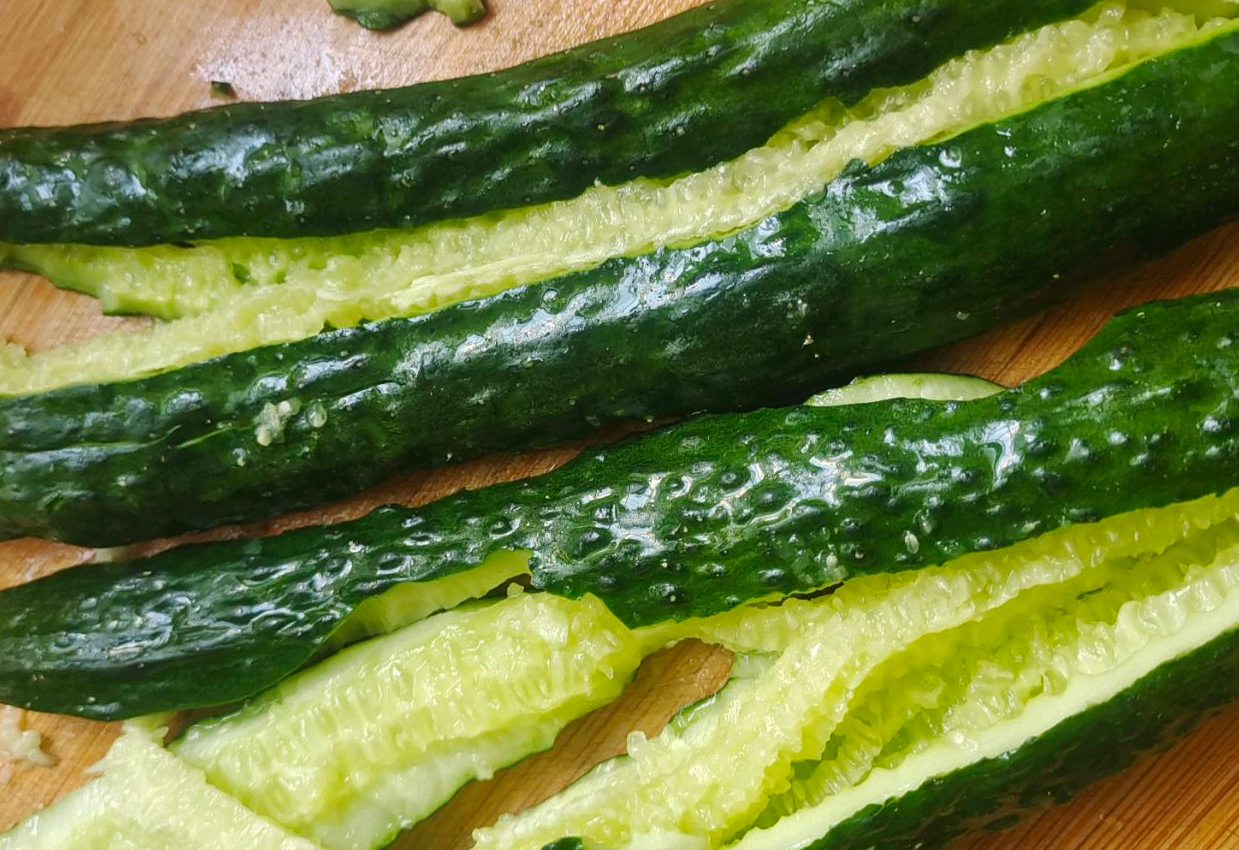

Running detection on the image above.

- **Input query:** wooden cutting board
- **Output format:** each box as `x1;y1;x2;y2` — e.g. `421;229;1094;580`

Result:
2;0;1239;846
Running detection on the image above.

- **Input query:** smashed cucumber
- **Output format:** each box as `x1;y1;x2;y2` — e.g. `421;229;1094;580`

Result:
3;3;1208;325
0;0;1105;246
485;492;1239;850
2;289;1239;718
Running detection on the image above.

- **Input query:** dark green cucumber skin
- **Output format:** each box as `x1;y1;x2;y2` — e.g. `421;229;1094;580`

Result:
538;624;1239;850
0;0;1099;246
5;31;1239;549
3;289;1239;718
796;625;1239;850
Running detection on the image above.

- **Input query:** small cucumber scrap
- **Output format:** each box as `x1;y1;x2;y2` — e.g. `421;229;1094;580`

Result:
0;725;320;850
328;0;486;29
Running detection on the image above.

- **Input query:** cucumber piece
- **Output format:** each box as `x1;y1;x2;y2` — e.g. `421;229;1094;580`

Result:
805;373;1003;408
482;505;1239;850
170;593;641;850
3;288;1239;718
0;0;1102;247
328;0;486;29
0;3;1221;344
0;725;320;850
5;22;1239;548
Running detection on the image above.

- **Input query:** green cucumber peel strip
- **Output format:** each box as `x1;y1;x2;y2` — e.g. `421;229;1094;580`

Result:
0;0;1102;246
5;21;1239;547
2;288;1238;718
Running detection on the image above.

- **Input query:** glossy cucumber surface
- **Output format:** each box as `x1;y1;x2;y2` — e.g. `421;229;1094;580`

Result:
3;29;1239;546
0;0;1094;245
2;289;1238;718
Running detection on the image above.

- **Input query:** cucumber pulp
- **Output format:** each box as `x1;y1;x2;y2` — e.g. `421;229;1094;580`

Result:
169;592;642;850
805;373;1004;407
473;485;1239;850
4;1;1235;394
0;725;320;850
320;547;530;653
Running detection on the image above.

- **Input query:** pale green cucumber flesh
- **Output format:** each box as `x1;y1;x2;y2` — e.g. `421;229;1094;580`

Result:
170;593;643;850
0;726;319;850
805;373;1004;407
4;2;1236;394
321;548;531;653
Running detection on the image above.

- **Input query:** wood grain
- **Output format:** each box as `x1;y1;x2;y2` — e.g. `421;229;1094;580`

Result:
1;0;1238;847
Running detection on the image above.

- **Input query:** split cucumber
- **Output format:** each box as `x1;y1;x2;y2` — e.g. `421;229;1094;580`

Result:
5;10;1239;546
480;493;1239;850
0;0;1106;247
11;482;1239;850
3;289;1239;718
171;593;642;850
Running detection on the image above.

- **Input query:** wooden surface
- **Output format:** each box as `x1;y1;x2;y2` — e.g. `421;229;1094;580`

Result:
1;0;1239;847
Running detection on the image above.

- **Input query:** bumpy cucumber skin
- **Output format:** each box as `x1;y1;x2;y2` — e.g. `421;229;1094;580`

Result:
5;31;1239;547
3;289;1239;719
0;2;1100;246
796;625;1239;850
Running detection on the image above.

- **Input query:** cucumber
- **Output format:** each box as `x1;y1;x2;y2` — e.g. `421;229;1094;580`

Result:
0;0;1099;246
0;4;1221;350
328;0;486;29
487;500;1239;850
3;288;1239;719
0;724;321;850
5;19;1239;547
171;592;642;850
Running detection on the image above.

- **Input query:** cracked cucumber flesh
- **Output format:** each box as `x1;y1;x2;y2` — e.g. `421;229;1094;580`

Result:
3;287;1239;719
502;496;1239;850
0;4;1224;331
169;592;642;850
0;725;321;850
328;0;486;29
0;0;1099;246
5;23;1239;549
